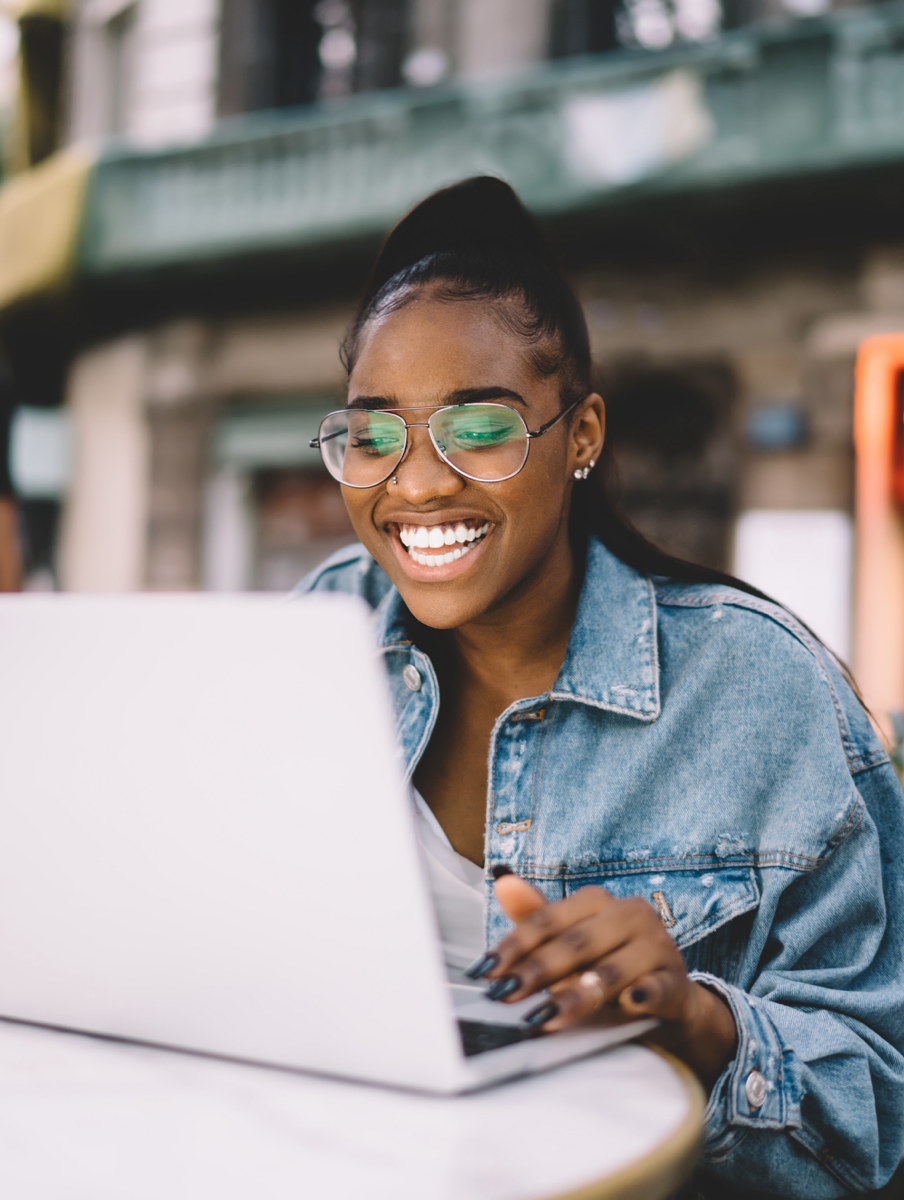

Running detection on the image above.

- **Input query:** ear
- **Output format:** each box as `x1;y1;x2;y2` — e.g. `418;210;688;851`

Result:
569;394;605;475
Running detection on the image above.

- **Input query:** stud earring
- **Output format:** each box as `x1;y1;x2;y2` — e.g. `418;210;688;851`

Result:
392;476;399;485
573;466;591;480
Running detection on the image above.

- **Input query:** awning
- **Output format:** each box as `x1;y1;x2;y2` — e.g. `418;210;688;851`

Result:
0;146;93;312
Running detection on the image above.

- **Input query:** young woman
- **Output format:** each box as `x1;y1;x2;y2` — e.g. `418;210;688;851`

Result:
302;177;904;1198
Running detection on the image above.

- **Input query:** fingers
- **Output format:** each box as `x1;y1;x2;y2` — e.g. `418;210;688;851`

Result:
487;893;661;998
493;873;547;922
528;959;684;1032
463;870;550;981
490;885;623;971
618;967;686;1021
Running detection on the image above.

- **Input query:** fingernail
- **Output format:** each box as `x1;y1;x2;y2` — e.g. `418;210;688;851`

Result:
463;953;499;981
491;865;515;880
523;1000;559;1027
630;987;649;1005
485;974;521;1001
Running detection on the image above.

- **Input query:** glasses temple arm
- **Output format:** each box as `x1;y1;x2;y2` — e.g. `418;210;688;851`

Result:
525;396;583;439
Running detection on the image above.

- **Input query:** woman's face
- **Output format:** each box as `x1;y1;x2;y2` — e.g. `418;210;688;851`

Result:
341;292;604;630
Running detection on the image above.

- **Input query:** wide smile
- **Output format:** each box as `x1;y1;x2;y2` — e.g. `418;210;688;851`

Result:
387;517;495;579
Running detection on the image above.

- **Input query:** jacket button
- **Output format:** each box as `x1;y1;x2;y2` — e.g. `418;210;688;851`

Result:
403;665;422;692
745;1069;767;1110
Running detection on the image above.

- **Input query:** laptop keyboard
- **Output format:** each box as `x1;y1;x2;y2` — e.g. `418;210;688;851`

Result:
457;1019;545;1058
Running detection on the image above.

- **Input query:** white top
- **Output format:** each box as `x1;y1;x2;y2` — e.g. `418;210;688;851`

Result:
412;788;486;982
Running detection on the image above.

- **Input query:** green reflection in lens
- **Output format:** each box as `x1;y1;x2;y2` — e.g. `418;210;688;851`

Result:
348;411;406;458
434;405;524;452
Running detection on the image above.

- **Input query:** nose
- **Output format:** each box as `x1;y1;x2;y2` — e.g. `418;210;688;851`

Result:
391;424;464;504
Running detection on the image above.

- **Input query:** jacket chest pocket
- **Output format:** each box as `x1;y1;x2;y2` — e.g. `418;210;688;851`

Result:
564;867;760;974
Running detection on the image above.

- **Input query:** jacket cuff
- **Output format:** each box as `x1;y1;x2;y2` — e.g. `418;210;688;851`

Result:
689;972;803;1146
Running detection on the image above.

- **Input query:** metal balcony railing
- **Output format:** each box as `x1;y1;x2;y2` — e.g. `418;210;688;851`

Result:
59;3;904;277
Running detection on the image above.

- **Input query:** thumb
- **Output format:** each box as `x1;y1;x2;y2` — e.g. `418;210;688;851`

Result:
493;867;548;922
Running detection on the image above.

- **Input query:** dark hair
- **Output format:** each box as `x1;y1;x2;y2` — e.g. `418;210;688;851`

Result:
343;176;591;401
347;177;865;702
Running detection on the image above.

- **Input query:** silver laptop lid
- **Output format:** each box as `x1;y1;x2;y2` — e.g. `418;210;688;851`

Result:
0;593;463;1090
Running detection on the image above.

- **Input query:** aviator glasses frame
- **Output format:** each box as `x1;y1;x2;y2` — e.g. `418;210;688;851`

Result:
310;397;582;489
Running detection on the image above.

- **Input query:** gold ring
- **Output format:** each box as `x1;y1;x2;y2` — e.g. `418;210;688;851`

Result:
579;969;607;1009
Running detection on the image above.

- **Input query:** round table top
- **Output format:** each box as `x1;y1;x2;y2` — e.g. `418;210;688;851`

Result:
0;1019;703;1200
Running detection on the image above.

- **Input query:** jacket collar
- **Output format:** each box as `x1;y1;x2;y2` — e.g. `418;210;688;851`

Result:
373;536;660;721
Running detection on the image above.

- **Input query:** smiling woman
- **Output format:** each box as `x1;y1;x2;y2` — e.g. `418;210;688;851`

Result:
299;177;904;1199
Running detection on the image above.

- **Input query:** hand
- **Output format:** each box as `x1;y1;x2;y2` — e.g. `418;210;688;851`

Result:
473;871;738;1089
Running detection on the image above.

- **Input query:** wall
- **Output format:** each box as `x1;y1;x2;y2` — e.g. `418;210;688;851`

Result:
67;0;220;147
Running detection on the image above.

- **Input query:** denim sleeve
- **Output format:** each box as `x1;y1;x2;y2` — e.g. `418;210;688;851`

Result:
690;763;904;1197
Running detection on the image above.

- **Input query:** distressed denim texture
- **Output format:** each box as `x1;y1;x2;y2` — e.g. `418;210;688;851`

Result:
299;536;904;1197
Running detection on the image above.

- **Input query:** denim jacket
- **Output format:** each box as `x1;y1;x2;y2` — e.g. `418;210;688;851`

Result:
300;536;904;1197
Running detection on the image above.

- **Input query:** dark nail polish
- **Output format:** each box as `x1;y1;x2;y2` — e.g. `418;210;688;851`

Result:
523;1000;559;1027
463;953;499;981
491;865;515;880
485;974;521;1001
630;987;649;1005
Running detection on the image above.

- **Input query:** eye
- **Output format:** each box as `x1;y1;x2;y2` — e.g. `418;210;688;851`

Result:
349;416;405;456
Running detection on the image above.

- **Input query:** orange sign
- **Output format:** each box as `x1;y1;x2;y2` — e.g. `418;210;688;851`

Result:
895;372;904;510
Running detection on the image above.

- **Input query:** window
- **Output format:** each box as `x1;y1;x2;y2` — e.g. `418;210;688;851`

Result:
218;0;412;115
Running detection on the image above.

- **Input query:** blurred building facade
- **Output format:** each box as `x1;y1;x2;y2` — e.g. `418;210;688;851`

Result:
2;0;904;721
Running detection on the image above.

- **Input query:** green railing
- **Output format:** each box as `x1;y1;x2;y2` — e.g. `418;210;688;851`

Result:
79;4;904;277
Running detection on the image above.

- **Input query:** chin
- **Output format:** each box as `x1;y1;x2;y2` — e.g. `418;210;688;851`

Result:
394;580;490;631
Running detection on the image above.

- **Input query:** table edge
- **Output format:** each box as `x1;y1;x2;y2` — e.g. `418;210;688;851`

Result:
542;1045;706;1200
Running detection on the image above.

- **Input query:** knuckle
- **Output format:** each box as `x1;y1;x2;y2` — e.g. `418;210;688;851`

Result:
555;985;586;1015
515;954;547;989
526;906;556;932
493;932;529;964
595;962;621;989
562;926;592;952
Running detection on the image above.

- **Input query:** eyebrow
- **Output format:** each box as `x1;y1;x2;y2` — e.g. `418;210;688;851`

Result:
347;386;527;410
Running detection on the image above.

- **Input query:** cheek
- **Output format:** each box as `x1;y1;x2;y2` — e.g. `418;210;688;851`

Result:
340;491;378;542
506;463;566;535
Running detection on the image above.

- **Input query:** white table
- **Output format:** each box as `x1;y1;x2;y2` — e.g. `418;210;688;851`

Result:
0;1019;704;1200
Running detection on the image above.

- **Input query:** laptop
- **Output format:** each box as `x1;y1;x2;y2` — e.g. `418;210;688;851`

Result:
0;593;654;1093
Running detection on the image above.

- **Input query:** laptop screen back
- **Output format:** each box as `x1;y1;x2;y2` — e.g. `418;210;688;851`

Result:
0;593;461;1089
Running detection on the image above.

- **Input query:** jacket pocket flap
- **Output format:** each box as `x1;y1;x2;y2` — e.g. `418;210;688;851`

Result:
566;867;760;950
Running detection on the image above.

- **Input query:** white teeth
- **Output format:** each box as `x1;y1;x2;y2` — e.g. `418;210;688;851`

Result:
401;520;492;568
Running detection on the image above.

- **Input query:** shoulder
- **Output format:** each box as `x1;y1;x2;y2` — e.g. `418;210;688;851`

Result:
294;543;395;612
653;579;889;779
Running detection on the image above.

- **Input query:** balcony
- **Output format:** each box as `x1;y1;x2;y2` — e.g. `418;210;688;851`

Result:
5;3;904;312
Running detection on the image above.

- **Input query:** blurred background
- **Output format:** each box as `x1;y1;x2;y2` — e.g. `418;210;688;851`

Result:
0;0;903;734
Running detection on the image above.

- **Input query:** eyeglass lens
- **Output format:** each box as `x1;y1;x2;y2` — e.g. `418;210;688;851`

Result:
318;405;530;486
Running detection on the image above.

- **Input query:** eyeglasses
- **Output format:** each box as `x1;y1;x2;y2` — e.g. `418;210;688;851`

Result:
310;399;581;489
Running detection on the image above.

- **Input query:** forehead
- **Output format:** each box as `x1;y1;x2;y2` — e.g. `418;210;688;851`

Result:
349;295;546;397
